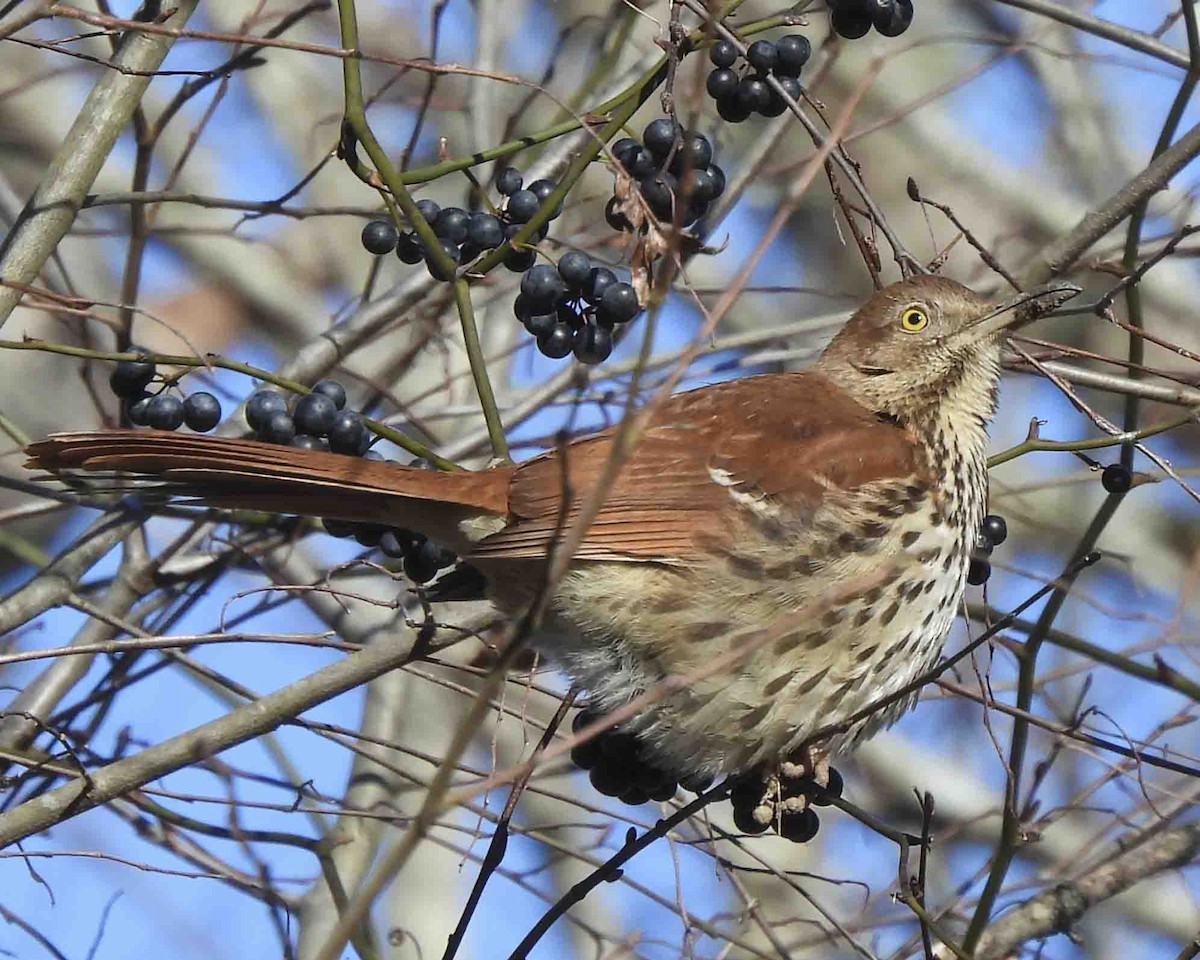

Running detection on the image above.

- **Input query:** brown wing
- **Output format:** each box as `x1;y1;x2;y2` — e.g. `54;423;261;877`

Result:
469;372;929;563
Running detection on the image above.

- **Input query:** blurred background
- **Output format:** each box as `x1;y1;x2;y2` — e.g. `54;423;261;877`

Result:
0;1;1198;958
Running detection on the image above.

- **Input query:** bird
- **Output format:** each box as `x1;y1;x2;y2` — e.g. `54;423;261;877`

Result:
25;275;1078;795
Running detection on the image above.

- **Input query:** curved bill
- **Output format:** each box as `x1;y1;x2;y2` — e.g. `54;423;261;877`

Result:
953;280;1082;344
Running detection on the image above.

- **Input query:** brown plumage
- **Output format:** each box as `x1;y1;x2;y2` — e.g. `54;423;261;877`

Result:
24;276;1079;782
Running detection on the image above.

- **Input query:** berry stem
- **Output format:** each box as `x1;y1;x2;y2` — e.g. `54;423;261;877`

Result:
452;280;509;461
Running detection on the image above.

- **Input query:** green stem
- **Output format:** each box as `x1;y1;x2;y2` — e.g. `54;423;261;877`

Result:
453;280;508;460
988;409;1197;468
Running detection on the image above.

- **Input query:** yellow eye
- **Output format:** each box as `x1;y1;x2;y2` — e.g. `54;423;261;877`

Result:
900;307;928;332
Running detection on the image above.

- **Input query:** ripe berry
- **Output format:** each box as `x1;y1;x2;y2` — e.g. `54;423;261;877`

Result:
414;198;441;224
145;394;185;431
975;534;994;556
328;411;368;456
642;118;681;160
774;34;811;76
323;518;357;538
584;266;618;303
127;393;153;426
360;219;398;255
379;528;416;559
832;5;873;39
611;138;639;166
526;179;562;218
520;264;567;308
182;392;221;432
599;282;640;323
626;146;656;179
557;251;592;291
495;165;523;196
746;40;778;74
258;409;296;444
640;173;677;219
589;761;628;798
570;738;602;770
690;168;722;204
809;767;844;806
982;514;1007;546
425;239;461;281
395;232;424;264
735;76;770;115
646;776;679;803
354;524;386;547
433;206;470;243
779;808;820;843
1102;463;1132;493
311;379;347;410
467;212;504;249
706;67;738;101
573;323;613;365
715;91;752;123
505;189;539;224
967;557;991;586
290;435;326;451
732;803;770;835
504;246;537;272
246;389;288;431
619;785;650;806
293;392;338;437
604;197;633;232
708;38;738;68
876;0;914;36
405;538;453;583
671;133;713;173
537;323;573;359
109;357;155;399
679;771;714;794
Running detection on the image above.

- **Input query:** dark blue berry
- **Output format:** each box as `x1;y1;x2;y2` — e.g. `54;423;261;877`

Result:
627;146;657;179
127;392;153;426
774;34;811;75
290;435;327;451
524;311;556;337
643;118;681;160
746;40;778;74
293;392;338;437
670;133;713;174
639;173;677;219
354;524;386;547
259;410;296;445
975;534;995;556
982;514;1007;547
557;251;592;290
573;323;613;365
505;189;539;223
109;357;155;399
832;6;873;39
396;232;424;264
433;206;469;243
504;246;537;272
467;212;504;249
715;91;752;123
967;558;991;586
425;239;461;281
361;219;398;255
379;528;417;558
706;68;738;100
708;38;737;68
312;379;347;410
414;198;441;224
736;76;771;115
182;392;221;432
146;394;185;431
611;138;639;165
779;808;820;843
520;263;567;308
537;323;573;359
1102;463;1132;493
690;167;722;203
584;266;618;303
604;197;633;232
495;165;523;196
599;282;640;323
328;411;368;456
526;179;562;218
246;389;287;431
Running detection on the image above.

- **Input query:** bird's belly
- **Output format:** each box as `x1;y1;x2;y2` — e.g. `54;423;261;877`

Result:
541;488;972;777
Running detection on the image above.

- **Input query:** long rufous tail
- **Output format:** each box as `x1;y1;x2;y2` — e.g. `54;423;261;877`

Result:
24;431;513;553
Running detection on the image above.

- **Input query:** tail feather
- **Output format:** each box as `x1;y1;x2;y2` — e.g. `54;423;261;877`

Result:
25;431;513;551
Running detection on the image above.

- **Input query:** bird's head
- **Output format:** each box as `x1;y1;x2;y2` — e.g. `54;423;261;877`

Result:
815;276;1079;427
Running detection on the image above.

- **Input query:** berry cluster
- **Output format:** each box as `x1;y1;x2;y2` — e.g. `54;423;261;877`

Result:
326;519;457;584
515;254;640;364
608;119;726;229
829;0;915;39
360;167;563;279
969;513;1007;586
109;353;222;433
729;766;843;843
570;709;714;806
705;36;809;123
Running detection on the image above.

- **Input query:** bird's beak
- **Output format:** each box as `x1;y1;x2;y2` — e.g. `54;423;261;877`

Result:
954;281;1082;344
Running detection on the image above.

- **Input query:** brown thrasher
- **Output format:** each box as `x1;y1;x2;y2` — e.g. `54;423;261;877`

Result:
25;276;1077;784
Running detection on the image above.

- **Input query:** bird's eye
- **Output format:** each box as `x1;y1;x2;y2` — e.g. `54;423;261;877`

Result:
900;307;929;332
